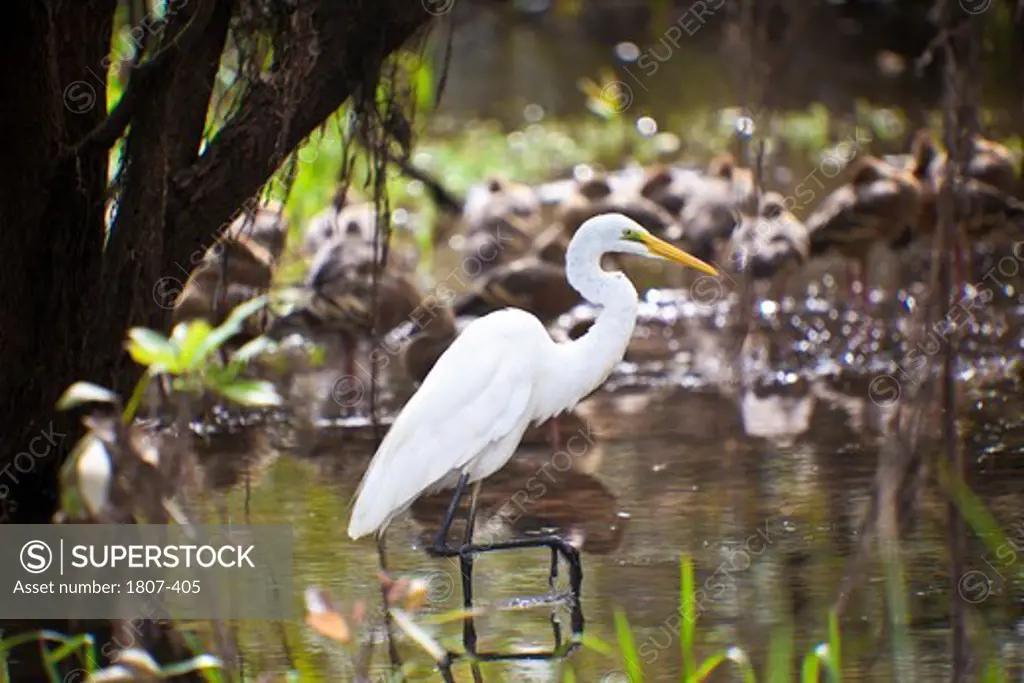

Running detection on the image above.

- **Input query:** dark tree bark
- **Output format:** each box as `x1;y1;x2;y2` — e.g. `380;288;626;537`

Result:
0;0;433;677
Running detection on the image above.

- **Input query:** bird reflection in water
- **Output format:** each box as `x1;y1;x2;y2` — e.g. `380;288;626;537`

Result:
409;443;626;556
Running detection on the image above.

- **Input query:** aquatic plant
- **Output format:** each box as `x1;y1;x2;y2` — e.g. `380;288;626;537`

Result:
0;632;223;683
566;554;841;682
54;297;289;523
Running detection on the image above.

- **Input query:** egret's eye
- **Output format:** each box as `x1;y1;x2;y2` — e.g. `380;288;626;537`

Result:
622;229;641;241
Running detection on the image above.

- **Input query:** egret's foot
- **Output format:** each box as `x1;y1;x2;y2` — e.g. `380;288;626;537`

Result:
445;534;585;662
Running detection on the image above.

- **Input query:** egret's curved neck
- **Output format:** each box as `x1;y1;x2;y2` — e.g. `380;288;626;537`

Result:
539;236;639;419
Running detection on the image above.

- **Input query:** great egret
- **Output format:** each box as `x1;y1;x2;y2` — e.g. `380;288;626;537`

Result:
347;212;719;657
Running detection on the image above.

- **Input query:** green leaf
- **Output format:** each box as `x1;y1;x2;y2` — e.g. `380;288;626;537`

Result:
215;380;282;407
126;327;180;373
800;647;823;683
613;610;643;683
827;610;842;682
308;344;326;367
192;296;268;364
204;363;241;387
579;634;615;657
690;647;756;683
681;554;696;680
56;382;120;411
767;623;794;683
173;320;215;370
43;633;97;673
230;336;278;365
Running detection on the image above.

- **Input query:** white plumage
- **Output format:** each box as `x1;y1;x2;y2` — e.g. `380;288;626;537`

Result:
347;213;719;540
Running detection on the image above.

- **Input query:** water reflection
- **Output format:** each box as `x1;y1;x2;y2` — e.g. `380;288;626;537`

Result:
410;443;627;556
189;276;1024;679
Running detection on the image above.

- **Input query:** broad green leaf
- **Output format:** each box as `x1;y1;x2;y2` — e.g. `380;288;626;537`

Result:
192;296;268;364
56;382;120;410
220;295;269;333
126;327;180;373
170;321;191;349
215;380;282;407
203;363;240;387
231;336;278;365
174;320;215;370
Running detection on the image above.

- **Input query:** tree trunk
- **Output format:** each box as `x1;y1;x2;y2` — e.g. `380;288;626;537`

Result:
0;0;433;677
0;2;124;679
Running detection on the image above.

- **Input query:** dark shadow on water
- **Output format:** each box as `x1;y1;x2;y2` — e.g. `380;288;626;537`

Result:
409;447;629;556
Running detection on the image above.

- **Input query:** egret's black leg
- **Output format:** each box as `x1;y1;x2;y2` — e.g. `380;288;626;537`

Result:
376;533;403;669
427;473;470;557
548;545;560;588
459;482;485;682
436;654;457;683
427;475;584;666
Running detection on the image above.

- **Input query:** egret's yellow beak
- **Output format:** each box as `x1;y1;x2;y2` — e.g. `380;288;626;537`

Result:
638;233;720;276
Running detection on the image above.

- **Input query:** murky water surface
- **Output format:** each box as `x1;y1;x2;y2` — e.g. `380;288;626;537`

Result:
191;270;1024;681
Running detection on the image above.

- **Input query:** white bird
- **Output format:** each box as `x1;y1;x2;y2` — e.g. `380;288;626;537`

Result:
347;213;719;540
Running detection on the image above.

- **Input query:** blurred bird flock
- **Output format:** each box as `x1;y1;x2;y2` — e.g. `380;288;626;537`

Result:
20;0;1024;681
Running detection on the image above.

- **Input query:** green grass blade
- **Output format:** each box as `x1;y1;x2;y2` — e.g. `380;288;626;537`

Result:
979;658;1007;683
44;634;96;671
580;634;615;657
690;647;755;683
881;544;913;681
681;554;696;681
613;610;643;683
122;370;153;424
939;460;1013;559
827;610;842;682
766;623;793;683
801;641;841;683
800;649;821;683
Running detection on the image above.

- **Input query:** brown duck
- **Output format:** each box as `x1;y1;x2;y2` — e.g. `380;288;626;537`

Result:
806;156;923;306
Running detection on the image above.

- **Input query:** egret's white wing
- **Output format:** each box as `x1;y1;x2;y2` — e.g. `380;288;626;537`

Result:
347;309;544;539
